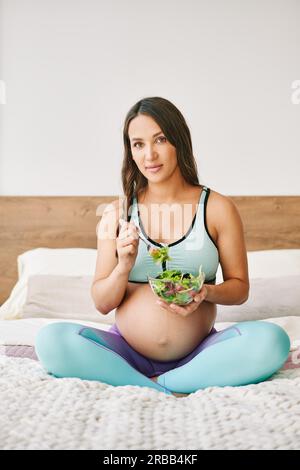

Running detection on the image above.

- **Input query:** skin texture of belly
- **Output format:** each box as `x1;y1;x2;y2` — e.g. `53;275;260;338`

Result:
115;282;217;361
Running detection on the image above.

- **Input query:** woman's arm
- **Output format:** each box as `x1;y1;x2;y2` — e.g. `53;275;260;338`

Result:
91;198;129;315
206;194;250;306
204;279;249;305
91;264;130;315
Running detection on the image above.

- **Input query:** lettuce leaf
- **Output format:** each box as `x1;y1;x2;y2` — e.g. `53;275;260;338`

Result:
149;246;172;264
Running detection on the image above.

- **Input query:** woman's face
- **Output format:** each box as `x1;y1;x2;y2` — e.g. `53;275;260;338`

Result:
128;114;178;181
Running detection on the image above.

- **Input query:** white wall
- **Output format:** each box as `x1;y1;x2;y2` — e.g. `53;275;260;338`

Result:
0;0;299;196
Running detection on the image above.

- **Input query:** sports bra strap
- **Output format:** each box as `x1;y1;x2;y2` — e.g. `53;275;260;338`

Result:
200;186;208;204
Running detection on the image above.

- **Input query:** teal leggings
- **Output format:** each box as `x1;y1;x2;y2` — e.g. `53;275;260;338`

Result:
35;320;290;395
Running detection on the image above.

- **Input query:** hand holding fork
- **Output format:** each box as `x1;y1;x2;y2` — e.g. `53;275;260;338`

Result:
119;219;152;252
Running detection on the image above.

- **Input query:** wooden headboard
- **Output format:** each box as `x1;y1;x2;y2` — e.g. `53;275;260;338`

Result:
0;195;299;306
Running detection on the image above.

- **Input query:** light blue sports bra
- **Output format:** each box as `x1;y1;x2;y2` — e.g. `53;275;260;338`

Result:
127;186;219;285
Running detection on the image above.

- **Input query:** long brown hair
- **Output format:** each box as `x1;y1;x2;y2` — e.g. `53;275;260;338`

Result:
118;96;201;234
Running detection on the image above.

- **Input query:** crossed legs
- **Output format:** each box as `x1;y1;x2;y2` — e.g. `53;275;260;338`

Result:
35;320;290;396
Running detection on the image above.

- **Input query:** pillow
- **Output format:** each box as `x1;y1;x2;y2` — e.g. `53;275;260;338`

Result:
0;248;98;320
245;249;300;279
216;275;300;322
215;249;300;283
17;247;97;279
21;274;115;325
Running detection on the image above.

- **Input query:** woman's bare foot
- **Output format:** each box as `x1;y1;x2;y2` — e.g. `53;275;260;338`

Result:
150;376;188;398
172;392;189;398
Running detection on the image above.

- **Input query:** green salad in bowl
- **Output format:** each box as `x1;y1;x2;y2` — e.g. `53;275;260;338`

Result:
147;246;206;305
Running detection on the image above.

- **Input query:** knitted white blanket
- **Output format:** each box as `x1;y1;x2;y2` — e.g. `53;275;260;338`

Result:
1;355;300;450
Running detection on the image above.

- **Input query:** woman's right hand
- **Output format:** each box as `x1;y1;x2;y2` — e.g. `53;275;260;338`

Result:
116;219;140;274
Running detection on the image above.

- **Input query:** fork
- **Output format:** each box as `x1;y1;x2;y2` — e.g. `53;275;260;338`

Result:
136;228;152;252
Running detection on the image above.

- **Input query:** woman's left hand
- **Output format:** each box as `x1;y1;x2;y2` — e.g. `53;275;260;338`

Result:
156;285;208;317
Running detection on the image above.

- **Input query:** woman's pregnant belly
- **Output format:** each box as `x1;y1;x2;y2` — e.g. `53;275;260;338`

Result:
115;282;217;361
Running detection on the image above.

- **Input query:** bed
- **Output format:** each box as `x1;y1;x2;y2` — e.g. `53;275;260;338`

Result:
0;194;300;450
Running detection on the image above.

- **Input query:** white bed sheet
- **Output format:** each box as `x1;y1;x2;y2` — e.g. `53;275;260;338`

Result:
1;315;300;450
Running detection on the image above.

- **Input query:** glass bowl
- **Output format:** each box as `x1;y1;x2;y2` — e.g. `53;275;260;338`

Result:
148;267;205;306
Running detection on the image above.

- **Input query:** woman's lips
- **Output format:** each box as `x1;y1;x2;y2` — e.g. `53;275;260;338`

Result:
146;165;163;173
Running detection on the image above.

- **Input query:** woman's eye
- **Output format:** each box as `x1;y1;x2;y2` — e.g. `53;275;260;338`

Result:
133;136;166;149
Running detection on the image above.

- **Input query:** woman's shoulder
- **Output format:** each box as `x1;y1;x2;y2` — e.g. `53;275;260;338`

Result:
209;188;232;209
208;188;236;210
207;189;242;237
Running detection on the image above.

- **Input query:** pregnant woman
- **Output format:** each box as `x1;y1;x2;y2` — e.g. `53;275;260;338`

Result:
35;96;290;396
